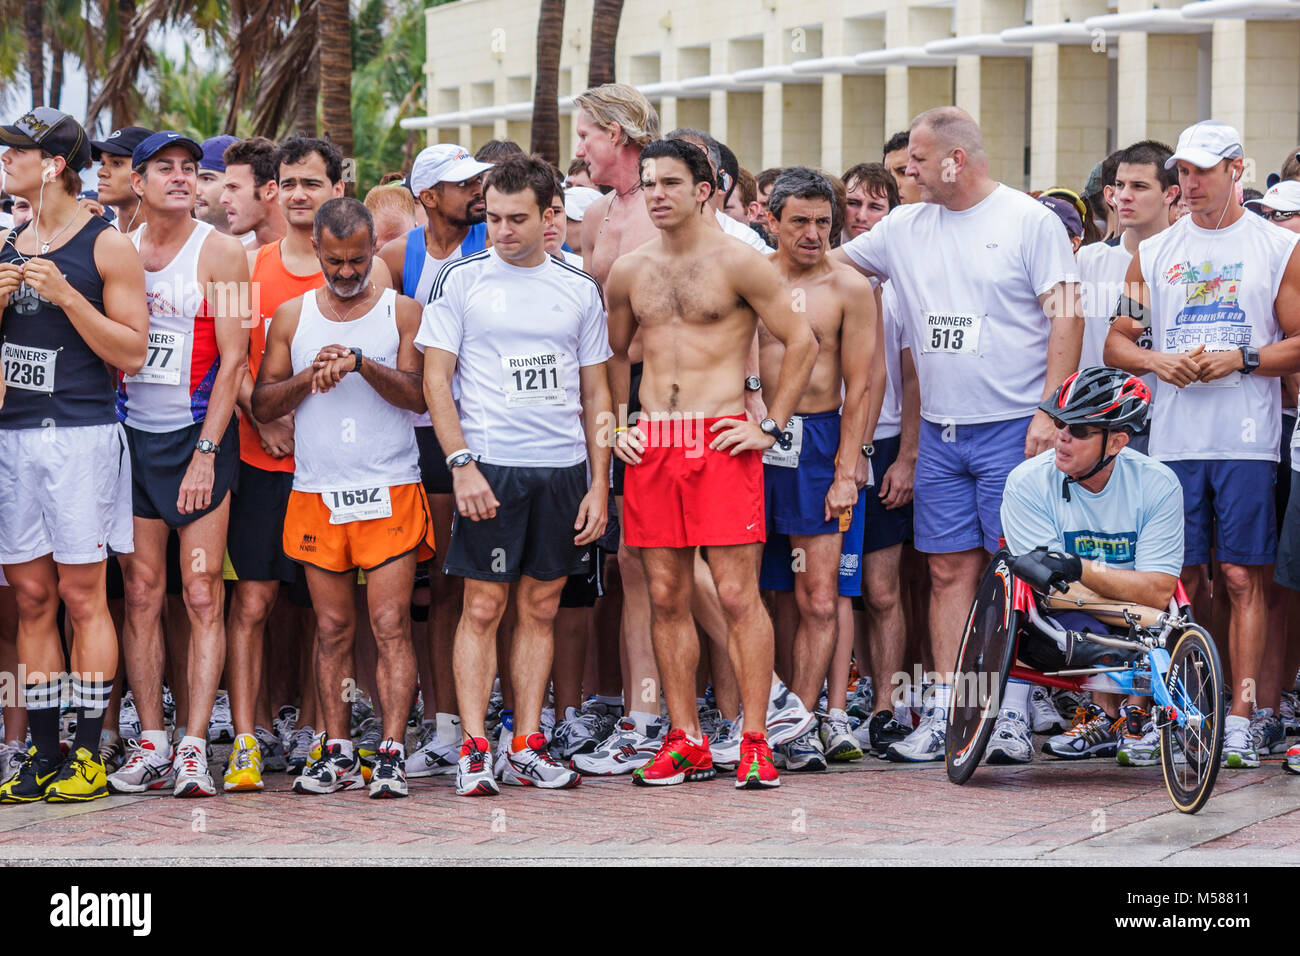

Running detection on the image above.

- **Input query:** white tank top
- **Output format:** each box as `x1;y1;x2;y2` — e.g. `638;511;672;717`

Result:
1140;212;1299;462
289;287;421;491
118;221;221;433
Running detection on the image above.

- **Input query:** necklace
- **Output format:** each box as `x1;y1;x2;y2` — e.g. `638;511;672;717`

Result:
34;200;82;255
322;283;375;324
603;182;642;223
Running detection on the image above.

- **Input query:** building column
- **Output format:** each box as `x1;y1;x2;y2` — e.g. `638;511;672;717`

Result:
1212;18;1300;187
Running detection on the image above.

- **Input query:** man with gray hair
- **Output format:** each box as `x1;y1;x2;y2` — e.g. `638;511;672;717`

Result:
754;167;876;770
833;106;1083;762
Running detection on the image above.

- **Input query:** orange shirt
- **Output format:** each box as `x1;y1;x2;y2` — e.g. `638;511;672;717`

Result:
241;241;323;472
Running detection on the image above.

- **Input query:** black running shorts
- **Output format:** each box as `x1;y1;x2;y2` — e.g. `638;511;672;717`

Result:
126;419;239;528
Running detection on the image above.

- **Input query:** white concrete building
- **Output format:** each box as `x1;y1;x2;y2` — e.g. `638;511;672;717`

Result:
402;0;1300;192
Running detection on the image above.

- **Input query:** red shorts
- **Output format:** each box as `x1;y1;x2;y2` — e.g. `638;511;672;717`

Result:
623;415;765;548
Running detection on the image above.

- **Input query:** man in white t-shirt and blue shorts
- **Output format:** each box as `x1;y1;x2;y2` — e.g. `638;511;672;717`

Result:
833;107;1083;762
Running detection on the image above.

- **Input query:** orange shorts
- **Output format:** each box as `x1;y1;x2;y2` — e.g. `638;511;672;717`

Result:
282;482;436;573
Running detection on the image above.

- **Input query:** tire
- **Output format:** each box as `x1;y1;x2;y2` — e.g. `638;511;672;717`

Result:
946;552;1019;785
1159;624;1225;814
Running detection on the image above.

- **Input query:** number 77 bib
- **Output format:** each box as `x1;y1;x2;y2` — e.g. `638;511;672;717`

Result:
922;312;981;355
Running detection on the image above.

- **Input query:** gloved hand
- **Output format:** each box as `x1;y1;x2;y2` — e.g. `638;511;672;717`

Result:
1011;547;1083;593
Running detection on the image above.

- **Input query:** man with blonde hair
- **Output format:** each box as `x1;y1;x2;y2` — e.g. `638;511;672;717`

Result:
364;184;418;249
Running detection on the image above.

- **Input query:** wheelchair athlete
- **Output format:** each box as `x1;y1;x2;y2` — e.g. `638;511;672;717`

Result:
995;366;1185;765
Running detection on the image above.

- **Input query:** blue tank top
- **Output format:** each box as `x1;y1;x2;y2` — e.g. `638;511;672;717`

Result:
1;216;118;429
401;222;487;301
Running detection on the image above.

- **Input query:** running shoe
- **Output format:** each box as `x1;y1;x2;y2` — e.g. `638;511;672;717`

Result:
456;736;500;796
767;681;815;747
484;684;505;737
293;743;364;794
540;706;555;742
255;726;287;773
1050;688;1089;722
710;717;742;769
784;726;828;771
1250;708;1287;756
698;707;726;743
273;704;298;750
0;748;61;803
173;743;217;798
1285;743;1300;775
985;710;1032;764
45;747;109;802
1028;684;1068;734
0;742;25;786
1116;710;1160;767
118;692;142;739
552;700;618;759
493;717;513;779
1280;692;1300;736
368;740;408;799
162;683;176;729
571;717;663;775
820;708;863;761
356;717;383;763
503;732;581;788
632;728;715;786
350;695;375;739
866;709;910;757
223;733;264;792
286;726;317;776
1222;715;1260;769
886;708;946;762
107;738;174;793
97;731;125;772
408;693;424;733
736;731;779;789
1042;705;1118;759
846;677;874;721
207;690;235;744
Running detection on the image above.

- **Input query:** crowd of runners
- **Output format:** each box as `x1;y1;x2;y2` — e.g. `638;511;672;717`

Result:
0;85;1299;804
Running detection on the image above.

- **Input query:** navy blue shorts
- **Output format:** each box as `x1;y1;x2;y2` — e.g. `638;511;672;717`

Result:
760;487;865;596
913;415;1032;554
763;410;842;537
862;433;914;555
1165;458;1276;566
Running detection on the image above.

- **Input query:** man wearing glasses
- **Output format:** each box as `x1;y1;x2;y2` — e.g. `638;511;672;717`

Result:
1246;181;1300;235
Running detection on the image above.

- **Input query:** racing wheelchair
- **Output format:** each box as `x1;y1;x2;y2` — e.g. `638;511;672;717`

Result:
945;547;1225;814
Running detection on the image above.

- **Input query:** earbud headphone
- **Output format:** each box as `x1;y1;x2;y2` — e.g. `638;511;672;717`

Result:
41;159;55;183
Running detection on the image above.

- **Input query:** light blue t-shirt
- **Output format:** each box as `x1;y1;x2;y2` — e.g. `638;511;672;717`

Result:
1000;447;1184;576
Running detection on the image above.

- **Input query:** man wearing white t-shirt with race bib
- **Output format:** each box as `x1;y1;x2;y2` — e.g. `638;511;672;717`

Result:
1105;120;1300;770
832;106;1083;762
420;154;613;796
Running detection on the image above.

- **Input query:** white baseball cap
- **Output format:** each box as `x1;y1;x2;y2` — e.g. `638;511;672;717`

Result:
564;186;603;222
1166;120;1244;170
1246;179;1300;213
409;143;494;194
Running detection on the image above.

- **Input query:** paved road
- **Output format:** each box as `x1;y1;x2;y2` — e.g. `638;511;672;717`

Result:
2;754;1298;865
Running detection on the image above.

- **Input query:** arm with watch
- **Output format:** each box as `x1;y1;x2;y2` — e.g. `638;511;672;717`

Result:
423;346;500;522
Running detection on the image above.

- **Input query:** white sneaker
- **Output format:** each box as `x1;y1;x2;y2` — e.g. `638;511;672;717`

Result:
783;726;828;771
985;710;1032;764
172;743;216;798
273;704;298;751
1222;715;1260;769
107;738;174;793
767;681;815;747
1028;685;1067;734
407;724;460;777
207;691;235;744
0;742;26;786
1279;691;1300;736
885;707;946;762
571;716;664;775
501;732;581;788
456;736;500;796
820;709;863;761
709;717;742;769
118;693;142;739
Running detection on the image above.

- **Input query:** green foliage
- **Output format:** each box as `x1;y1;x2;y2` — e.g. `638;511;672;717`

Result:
150;46;250;140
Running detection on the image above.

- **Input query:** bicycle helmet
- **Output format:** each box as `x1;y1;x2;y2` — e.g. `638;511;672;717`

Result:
1039;367;1152;500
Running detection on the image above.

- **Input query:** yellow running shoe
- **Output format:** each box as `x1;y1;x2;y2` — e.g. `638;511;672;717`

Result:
0;747;62;803
44;747;109;803
223;734;264;791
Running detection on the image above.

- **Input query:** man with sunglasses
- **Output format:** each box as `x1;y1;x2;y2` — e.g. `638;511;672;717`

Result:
1246;181;1300;236
994;367;1183;764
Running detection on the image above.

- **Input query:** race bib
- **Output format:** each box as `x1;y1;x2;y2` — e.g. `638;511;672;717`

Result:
324;486;392;525
501;353;564;407
126;330;185;386
1184;350;1242;389
762;416;804;468
1;341;56;393
922;312;981;355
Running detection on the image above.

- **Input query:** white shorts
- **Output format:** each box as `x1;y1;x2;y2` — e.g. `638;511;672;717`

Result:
0;423;135;566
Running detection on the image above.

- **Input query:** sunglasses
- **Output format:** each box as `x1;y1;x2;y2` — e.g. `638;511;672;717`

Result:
1266;209;1298;223
1050;417;1102;440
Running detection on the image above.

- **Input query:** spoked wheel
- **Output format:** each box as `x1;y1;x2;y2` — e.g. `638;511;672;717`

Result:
946;552;1019;784
1160;624;1225;814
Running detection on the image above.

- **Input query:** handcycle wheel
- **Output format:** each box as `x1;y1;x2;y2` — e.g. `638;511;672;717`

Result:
1159;624;1225;814
946;551;1019;784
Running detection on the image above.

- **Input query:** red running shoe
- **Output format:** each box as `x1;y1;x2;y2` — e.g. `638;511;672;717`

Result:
736;731;780;789
632;728;716;786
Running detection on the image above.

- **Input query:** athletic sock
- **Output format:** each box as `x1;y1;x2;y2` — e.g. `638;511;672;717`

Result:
178;735;206;760
930;684;952;724
141;729;170;755
683;732;703;747
436;712;461;745
628;710;660;736
511;734;533;753
24;677;63;766
1001;679;1031;717
72;675;113;753
382;739;405;759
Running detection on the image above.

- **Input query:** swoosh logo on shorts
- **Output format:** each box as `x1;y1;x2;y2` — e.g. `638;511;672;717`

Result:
746;523;757;530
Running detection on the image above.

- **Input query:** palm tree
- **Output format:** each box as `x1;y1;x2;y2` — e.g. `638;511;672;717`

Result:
317;0;353;170
530;0;564;167
587;0;622;87
24;0;43;107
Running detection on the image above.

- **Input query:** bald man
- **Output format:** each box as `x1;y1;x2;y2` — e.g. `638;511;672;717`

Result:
832;106;1083;762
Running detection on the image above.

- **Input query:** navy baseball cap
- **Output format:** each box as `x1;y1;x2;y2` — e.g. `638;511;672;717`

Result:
132;130;203;168
199;135;239;173
90;125;155;161
0;107;92;171
1038;195;1084;239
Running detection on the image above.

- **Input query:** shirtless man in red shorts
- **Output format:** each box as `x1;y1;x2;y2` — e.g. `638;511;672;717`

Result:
607;139;817;789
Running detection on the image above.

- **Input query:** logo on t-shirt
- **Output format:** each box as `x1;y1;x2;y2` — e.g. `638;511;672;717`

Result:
1162;259;1248;348
1066;530;1138;565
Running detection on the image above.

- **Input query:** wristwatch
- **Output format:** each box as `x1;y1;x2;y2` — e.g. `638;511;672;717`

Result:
744;375;762;392
350;346;364;372
447;451;474;469
1240;345;1260;374
861;443;875;459
195;438;219;455
759;418;782;444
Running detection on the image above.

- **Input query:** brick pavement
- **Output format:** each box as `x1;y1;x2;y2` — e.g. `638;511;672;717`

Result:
1;757;1297;863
